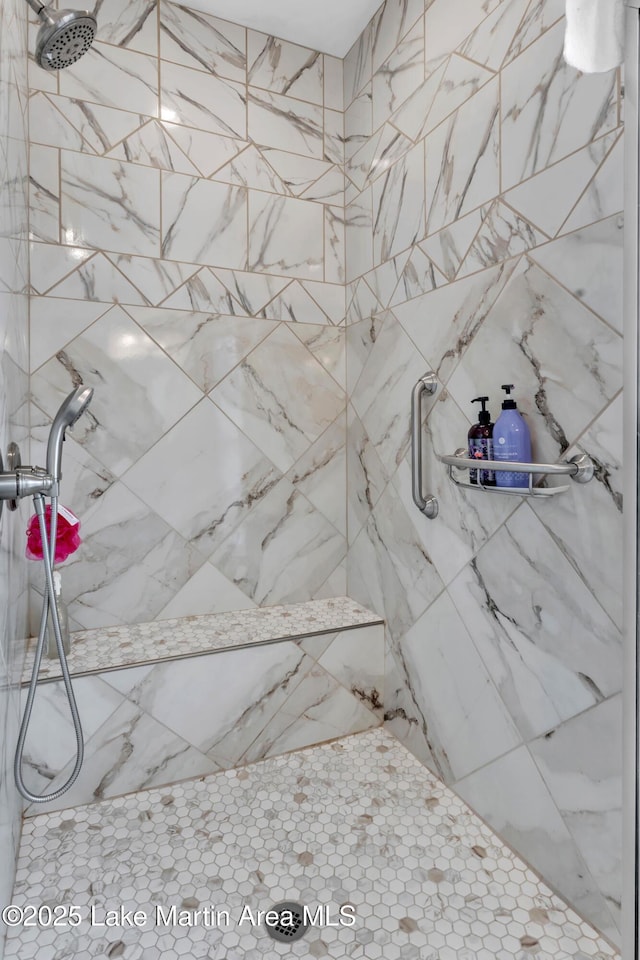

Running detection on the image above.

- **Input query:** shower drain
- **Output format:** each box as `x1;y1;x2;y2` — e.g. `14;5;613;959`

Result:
265;902;309;943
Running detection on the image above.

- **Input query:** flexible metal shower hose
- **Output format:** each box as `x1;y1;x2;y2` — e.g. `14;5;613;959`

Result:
14;494;84;803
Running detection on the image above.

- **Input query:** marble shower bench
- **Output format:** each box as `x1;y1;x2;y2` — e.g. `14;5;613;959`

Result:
20;598;384;816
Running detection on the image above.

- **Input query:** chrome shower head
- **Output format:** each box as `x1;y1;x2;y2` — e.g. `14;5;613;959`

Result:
46;385;94;486
26;0;97;71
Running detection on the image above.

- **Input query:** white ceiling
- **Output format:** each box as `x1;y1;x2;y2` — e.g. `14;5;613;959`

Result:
185;0;384;58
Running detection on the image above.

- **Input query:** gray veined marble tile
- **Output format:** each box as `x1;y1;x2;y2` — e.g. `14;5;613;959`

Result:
500;21;617;190
346;403;390;542
211;144;287;193
44;252;149;305
344;17;372;107
161;173;247;269
348;482;444;643
60;152;161;258
210;323;343;473
326;205;347;286
34;94;147;157
318;624;384;714
209;476;346;606
157;561;257;619
387;591;521;783
300;280;346;325
104;254;198;307
424;0;502;68
29;297;110;372
29;92;93;154
371;0;424;74
299;166;345;205
425;76;500;235
106;119;199;175
30;305;202;476
504;0;566;65
448;503;622;742
446;261;623;464
259;149;334;198
530;394;623;631
124;398;281;557
561;134;623;235
264;280;333;324
347;276;383;326
345;189;373;283
161;60;247;139
160;2;246;81
502;130;620;238
457;200;548;277
347;124;413;194
363;250;411;307
248;88;323;160
248;191;324;281
210;267;290;316
391;258;520;385
454;744;619;943
390;245;445;303
529;214;623;332
324;108;345;167
418;208;483;281
161;122;249;178
28;144;59;244
529;695;622;937
247;31;323;105
160;265;244;313
292;322;346;385
372;19;424;132
126;305;274;393
345;85;373;163
324;55;344;111
59;42;159;118
93;0;158;57
458;0;531;71
286;412;346;535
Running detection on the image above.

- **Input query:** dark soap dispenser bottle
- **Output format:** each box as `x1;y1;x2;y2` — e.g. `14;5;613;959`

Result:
468;397;495;486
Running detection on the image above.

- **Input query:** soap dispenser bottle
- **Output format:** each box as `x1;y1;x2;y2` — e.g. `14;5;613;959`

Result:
493;384;532;488
468;397;495;486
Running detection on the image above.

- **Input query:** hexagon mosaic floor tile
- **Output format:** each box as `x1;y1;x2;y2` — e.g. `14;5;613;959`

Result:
5;729;617;960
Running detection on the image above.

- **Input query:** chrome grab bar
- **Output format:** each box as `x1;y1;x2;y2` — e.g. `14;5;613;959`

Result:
411;373;438;519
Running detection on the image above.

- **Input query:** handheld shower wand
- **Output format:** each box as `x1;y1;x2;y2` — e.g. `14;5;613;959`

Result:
10;386;94;803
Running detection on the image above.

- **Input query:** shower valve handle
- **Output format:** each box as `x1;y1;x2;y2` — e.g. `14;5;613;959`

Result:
0;466;55;501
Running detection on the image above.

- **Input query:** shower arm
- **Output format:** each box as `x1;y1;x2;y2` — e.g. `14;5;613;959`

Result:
24;0;47;18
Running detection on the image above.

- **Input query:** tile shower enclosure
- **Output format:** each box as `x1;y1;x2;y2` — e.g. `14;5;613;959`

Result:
2;0;623;949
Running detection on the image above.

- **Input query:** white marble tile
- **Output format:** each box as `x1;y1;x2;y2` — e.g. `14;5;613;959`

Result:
344;18;372;106
129;305;272;393
446;261;623;464
455;744;618;942
156;562;257;619
347;124;413;193
325;205;347;285
347;276;383;326
301;280;346;324
28;143;59;244
323;107;345;166
362;250;411;307
373;141;425;264
562;134;623;234
292;322;345;384
161;172;247;268
449;504;622;741
247;31;323;104
317;624;384;715
107;119;199;174
404;56;492;143
389;243;443;304
29;92;91;153
371;0;424;73
29;241;93;295
29;297;110;372
299;166;344;205
389;591;521;782
30;305;201;475
90;0;154;55
104;254;197;307
530;215;623;331
372;19;424;131
505;0;566;64
161;265;244;312
286;412;346;534
210;143;286;193
530;695;622;936
264;280;333;324
459;0;530;70
501;21;617;190
59;42;159;118
530;394;623;630
43;252;149;305
123;398;280;557
60;152;161;258
425;76;500;234
502;131;620;237
161;122;248;178
260;149;333;197
345;189;373;282
346;403;390;540
248;191;324;280
248;88;323;159
211;267;290;316
324;54;344;111
160;2;246;81
424;0;501;66
211;323;343;472
209;475;346;606
345;84;372;161
161;60;247;138
457;200;547;276
41;95;147;157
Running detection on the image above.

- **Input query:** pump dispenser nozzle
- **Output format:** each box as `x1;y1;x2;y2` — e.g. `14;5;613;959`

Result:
471;396;491;424
500;384;517;410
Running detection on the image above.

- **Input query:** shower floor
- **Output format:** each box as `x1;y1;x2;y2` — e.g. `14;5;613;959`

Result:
5;729;616;960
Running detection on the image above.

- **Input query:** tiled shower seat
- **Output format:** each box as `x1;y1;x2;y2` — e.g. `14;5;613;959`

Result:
20;599;384;816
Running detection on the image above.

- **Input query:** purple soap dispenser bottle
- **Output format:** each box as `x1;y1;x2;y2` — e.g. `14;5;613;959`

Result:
493;384;532;488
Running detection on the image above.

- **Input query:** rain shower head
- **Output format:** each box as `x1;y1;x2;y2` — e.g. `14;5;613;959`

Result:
46;385;94;485
26;0;97;70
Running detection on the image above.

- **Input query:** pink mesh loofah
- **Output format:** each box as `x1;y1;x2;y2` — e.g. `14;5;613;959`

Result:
26;506;82;563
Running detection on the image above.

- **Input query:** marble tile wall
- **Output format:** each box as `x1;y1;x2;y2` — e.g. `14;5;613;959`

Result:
0;0;30;953
20;622;384;817
344;0;624;946
27;0;348;632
